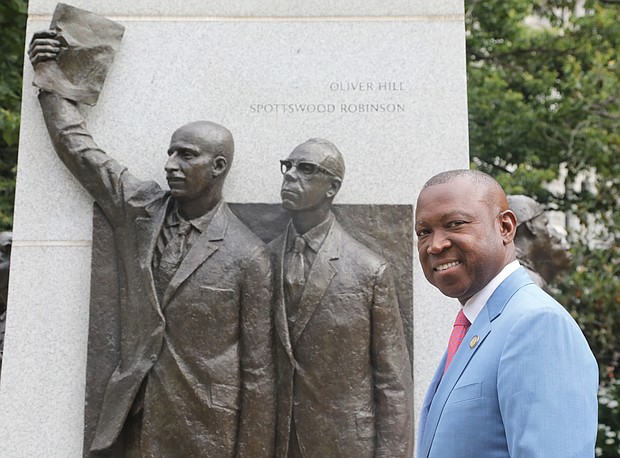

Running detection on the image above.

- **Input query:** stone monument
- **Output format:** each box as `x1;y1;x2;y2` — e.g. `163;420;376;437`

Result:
0;1;469;456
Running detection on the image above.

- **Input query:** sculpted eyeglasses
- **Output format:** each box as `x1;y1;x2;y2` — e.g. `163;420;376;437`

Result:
280;159;339;178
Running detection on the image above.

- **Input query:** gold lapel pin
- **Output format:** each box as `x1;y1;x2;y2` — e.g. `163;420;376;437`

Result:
469;335;479;349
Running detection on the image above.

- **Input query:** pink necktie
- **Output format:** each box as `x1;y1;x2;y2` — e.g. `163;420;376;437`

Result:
444;309;471;373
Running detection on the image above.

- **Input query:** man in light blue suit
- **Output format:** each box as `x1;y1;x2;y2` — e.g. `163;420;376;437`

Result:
415;169;598;458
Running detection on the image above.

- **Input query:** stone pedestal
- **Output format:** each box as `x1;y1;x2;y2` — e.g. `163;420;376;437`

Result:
0;1;468;456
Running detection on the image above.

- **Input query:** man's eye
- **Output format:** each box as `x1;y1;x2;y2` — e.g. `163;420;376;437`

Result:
416;229;430;237
447;220;466;228
298;163;317;175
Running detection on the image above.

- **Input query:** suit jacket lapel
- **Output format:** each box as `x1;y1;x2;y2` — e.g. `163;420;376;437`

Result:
418;267;534;457
135;196;169;268
418;314;492;458
135;196;170;314
162;202;228;306
272;229;296;367
290;221;340;346
484;267;534;321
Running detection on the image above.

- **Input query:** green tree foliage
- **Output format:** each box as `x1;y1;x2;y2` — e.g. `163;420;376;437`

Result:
0;0;27;231
466;1;619;454
466;0;619;364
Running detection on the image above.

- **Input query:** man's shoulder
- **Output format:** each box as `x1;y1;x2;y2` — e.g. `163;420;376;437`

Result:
330;221;387;267
220;203;269;253
510;284;570;318
126;180;167;208
495;271;576;328
499;268;557;308
267;232;286;253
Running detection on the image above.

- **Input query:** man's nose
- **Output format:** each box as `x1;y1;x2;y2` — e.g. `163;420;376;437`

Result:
283;167;299;181
165;153;180;172
427;231;451;254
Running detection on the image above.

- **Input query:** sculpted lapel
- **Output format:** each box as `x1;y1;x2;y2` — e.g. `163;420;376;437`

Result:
135;196;169;315
162;203;228;306
274;230;296;367
290;222;340;346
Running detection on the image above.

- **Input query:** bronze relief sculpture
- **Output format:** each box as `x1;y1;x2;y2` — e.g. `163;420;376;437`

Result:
270;139;413;458
29;12;275;457
28;4;414;457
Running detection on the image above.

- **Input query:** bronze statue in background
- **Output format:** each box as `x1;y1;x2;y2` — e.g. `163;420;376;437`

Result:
29;16;275;458
0;231;12;373
270;139;413;458
508;194;572;290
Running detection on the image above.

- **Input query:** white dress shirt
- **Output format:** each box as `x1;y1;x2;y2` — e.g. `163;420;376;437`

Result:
462;260;521;325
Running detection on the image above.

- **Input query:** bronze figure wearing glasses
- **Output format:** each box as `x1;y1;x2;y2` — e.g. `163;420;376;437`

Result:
270;138;413;458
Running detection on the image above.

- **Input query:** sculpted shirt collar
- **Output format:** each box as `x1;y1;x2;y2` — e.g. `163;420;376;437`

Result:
167;200;220;234
462;260;521;325
153;200;222;274
286;212;335;255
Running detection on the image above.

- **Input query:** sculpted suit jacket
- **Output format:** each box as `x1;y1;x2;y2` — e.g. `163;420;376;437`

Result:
417;267;598;458
39;92;275;457
269;217;413;458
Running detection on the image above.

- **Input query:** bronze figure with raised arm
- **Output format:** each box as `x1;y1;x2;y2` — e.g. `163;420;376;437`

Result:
29;29;275;458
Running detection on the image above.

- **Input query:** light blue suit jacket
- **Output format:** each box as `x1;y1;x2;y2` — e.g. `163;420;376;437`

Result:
417;267;598;458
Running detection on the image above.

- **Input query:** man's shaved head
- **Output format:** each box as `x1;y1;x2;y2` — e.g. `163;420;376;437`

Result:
172;121;235;171
422;169;509;214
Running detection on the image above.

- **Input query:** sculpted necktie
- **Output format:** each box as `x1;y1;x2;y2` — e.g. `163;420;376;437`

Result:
444;309;471;373
285;236;307;323
156;220;192;299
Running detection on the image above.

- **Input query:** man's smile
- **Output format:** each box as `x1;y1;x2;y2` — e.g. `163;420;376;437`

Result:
434;260;461;272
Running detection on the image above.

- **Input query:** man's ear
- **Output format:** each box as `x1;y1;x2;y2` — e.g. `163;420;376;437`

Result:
326;178;342;198
499;209;517;245
212;155;228;177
